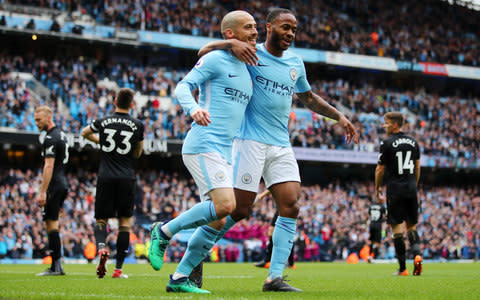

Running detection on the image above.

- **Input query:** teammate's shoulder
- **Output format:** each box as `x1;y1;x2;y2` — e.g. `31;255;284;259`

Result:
203;50;231;60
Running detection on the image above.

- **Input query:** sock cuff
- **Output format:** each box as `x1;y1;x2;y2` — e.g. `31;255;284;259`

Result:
225;215;236;227
119;226;130;232
208;201;217;220
47;230;59;234
201;225;221;238
393;233;404;240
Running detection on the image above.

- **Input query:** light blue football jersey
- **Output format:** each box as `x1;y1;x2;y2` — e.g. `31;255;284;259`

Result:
238;43;311;146
175;50;252;163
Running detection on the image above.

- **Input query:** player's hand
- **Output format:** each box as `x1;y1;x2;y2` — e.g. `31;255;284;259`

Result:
36;191;47;207
338;115;359;144
191;108;211;126
229;39;258;66
376;191;386;204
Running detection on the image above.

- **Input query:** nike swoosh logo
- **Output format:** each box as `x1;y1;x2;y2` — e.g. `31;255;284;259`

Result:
257;63;268;67
228;74;238;78
202;245;210;250
288;240;293;244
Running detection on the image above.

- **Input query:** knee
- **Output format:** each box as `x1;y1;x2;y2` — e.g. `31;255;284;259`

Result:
278;199;299;218
230;205;250;221
214;195;236;218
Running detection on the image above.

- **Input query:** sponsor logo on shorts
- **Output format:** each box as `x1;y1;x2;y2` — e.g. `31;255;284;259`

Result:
215;171;226;182
241;173;252;184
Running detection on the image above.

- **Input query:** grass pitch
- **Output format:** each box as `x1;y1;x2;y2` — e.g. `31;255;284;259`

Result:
0;262;479;299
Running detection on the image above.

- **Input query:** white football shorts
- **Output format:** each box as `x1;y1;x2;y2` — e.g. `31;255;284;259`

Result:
182;152;234;201
232;139;301;193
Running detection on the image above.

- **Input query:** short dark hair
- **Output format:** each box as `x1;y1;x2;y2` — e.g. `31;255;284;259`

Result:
384;112;404;127
116;88;134;109
266;8;293;23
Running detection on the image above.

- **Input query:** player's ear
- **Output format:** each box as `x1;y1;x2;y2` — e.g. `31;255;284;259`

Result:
113;98;118;107
225;28;234;39
266;22;272;33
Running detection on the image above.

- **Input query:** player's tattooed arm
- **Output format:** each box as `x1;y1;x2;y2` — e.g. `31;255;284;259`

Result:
198;40;258;65
297;91;359;144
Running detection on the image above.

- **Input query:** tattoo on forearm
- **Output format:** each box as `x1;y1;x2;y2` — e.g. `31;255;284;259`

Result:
301;92;340;120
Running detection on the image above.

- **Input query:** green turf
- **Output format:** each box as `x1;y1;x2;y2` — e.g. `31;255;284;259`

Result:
0;262;479;299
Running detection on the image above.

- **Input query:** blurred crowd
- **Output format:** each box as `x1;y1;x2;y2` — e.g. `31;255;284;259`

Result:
2;0;480;65
1;168;479;262
1;53;479;168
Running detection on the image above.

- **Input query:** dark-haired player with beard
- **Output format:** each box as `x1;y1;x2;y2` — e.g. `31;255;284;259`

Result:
196;8;358;292
375;111;422;276
34;106;69;276
81;88;144;279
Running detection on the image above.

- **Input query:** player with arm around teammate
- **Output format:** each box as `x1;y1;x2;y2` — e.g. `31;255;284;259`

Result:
81;88;144;279
195;8;358;292
375;111;422;276
147;10;257;294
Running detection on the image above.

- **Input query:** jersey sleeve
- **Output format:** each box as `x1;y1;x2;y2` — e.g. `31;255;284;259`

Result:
174;52;220;116
90;118;101;133
378;141;386;165
294;59;311;93
43;136;57;158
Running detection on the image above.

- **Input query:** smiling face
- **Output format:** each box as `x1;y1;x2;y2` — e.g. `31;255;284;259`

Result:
267;12;297;53
223;11;258;47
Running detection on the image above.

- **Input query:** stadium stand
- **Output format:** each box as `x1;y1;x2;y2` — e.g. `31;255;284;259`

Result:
0;168;479;262
0;1;479;267
2;0;479;65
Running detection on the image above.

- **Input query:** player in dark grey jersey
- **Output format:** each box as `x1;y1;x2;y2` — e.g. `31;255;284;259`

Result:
375;112;422;276
367;200;386;262
81;88;144;279
34;106;69;276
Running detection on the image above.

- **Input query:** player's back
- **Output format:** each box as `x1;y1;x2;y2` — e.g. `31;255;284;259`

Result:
238;43;311;147
380;132;419;196
181;50;252;163
42;126;68;189
91;112;144;179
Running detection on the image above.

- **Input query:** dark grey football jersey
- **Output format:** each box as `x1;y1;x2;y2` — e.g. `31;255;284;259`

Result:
90;112;144;179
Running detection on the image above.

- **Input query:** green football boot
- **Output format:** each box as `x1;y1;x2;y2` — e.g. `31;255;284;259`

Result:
166;275;211;294
148;222;170;271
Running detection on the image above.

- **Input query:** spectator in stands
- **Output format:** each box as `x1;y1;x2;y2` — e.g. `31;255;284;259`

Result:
26;19;35;30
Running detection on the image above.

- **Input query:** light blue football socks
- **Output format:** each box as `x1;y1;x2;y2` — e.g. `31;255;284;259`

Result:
268;216;297;280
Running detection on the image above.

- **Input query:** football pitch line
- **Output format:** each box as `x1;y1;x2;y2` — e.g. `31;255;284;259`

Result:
6;291;191;299
0;269;254;279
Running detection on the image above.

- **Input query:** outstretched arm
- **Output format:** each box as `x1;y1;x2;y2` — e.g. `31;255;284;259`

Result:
296;90;359;144
198;39;258;65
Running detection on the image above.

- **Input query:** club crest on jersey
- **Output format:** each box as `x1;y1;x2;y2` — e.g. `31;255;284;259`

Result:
290;68;297;81
195;58;205;68
241;173;252;184
215;171;226;182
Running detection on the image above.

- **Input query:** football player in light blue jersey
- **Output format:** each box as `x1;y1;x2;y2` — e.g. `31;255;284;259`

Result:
148;10;257;294
196;8;359;292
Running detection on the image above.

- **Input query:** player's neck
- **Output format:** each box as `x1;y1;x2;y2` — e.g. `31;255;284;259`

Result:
264;40;283;57
115;108;129;114
47;122;55;131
